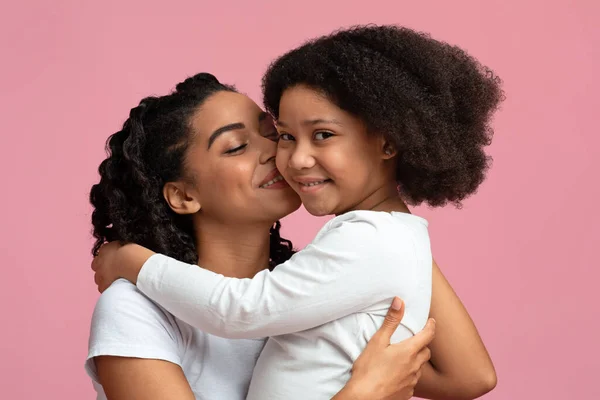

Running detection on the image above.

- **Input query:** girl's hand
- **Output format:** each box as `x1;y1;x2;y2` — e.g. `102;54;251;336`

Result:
91;242;154;292
336;297;436;400
91;242;125;292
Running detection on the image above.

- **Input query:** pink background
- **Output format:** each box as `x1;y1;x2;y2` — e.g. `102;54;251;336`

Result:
1;1;598;398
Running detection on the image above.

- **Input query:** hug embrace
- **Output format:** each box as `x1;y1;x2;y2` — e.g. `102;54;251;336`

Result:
87;25;503;400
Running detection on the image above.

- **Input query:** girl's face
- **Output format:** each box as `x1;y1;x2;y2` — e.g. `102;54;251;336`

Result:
173;91;301;225
275;85;394;216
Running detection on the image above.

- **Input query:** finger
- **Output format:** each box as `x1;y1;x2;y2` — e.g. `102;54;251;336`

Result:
415;346;432;367
408;318;436;350
415;368;422;382
370;297;405;345
411;371;420;389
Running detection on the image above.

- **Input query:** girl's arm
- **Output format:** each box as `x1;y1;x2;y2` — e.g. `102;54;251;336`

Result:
413;260;497;400
92;217;420;339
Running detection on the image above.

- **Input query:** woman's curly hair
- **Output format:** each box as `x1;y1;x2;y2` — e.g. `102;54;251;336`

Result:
263;25;504;207
90;72;295;268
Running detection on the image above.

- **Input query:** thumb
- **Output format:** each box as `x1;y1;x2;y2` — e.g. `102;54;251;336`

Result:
373;297;405;344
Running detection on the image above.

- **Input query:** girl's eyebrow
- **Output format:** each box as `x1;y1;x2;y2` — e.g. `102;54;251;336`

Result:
277;118;343;128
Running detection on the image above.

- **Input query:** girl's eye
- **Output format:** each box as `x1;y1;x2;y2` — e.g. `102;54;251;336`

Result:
224;143;247;154
314;131;334;140
278;133;295;141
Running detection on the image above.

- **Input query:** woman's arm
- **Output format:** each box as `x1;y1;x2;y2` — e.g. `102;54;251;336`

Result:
413;260;497;400
87;280;196;400
92;217;421;339
96;357;195;400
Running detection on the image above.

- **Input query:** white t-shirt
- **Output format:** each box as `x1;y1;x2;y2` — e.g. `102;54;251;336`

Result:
85;279;266;400
136;210;433;399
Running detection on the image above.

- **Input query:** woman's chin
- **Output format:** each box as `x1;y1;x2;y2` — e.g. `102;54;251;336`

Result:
269;194;303;221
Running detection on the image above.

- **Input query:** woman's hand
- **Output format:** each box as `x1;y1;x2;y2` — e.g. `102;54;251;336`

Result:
92;242;154;292
334;297;436;400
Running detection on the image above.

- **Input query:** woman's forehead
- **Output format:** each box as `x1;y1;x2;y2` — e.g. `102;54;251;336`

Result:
189;91;264;138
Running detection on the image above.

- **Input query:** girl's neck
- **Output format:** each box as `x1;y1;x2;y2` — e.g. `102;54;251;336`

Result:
193;217;272;279
343;181;410;215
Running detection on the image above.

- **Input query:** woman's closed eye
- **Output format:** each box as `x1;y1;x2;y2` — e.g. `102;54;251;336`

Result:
224;143;248;154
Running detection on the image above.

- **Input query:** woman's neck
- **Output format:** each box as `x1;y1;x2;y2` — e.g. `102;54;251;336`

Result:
193;217;272;279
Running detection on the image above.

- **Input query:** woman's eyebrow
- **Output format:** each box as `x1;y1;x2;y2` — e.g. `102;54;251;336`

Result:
207;122;245;149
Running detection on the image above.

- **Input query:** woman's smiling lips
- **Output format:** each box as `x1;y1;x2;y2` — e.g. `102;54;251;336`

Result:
259;168;289;189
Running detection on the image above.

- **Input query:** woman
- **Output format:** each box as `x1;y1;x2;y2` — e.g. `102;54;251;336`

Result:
87;73;435;399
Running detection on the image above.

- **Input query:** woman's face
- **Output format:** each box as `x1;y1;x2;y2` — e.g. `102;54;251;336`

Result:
275;85;390;216
177;91;301;225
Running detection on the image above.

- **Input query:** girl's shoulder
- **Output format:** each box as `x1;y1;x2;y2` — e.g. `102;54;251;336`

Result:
311;210;430;249
326;210;428;230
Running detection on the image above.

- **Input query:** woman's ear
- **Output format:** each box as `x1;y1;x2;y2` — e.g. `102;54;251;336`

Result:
163;182;201;215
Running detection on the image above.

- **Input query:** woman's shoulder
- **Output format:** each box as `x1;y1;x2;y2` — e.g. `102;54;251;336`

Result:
86;280;189;383
90;279;185;350
94;279;165;317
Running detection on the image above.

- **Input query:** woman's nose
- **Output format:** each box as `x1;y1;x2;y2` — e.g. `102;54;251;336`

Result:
258;135;278;164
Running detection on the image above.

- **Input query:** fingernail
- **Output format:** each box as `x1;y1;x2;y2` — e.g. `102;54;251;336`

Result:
391;297;403;310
